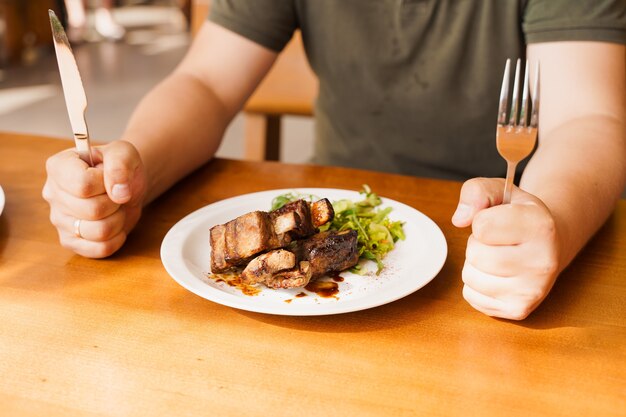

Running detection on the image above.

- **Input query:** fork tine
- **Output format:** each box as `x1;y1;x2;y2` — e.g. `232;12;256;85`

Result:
497;58;511;126
508;59;521;126
497;60;539;205
520;60;530;127
530;61;540;128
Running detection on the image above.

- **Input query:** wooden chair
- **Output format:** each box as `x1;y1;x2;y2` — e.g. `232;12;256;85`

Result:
190;0;318;161
0;0;58;64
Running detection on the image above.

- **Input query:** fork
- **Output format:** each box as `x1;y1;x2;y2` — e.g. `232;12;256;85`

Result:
496;58;540;204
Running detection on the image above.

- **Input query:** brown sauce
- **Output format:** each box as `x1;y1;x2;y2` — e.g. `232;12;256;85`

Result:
328;271;345;282
208;273;261;296
305;280;339;298
208;273;345;299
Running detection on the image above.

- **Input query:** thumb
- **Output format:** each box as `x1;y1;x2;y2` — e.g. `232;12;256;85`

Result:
452;177;506;228
100;141;142;205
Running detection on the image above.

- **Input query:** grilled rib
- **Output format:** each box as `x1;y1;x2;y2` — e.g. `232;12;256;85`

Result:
263;230;359;289
209;198;335;273
310;198;334;227
265;261;312;289
241;249;296;285
293;229;359;279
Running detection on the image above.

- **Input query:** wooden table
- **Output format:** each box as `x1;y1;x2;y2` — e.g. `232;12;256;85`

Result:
0;132;624;416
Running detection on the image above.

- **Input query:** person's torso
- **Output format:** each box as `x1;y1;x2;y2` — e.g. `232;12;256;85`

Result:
295;0;526;180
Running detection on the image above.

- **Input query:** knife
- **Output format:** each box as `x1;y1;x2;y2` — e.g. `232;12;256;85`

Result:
48;10;94;166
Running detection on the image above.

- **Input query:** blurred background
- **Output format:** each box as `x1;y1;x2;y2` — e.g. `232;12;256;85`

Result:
0;0;315;163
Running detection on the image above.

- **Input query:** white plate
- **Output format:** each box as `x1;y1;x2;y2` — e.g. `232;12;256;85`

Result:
0;185;4;216
160;188;447;316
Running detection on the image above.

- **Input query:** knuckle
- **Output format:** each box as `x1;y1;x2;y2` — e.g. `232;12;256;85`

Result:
92;244;113;258
463;177;500;206
537;214;556;237
464;237;478;264
505;303;532;321
472;212;485;240
93;221;115;241
106;165;129;180
461;265;471;285
71;177;96;198
44;155;58;175
84;201;108;221
93;235;125;258
113;140;139;158
471;215;488;239
59;235;74;250
540;258;559;276
49;210;61;227
461;283;472;301
532;250;559;276
41;182;53;202
526;288;546;304
83;204;99;221
464;177;487;190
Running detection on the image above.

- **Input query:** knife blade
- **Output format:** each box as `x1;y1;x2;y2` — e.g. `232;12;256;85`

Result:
48;9;94;166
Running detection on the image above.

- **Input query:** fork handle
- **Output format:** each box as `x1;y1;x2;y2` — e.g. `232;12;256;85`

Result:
503;163;517;204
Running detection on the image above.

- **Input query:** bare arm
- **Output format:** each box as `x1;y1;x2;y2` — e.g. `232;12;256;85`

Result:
42;21;280;258
523;41;626;268
121;21;278;203
452;41;625;319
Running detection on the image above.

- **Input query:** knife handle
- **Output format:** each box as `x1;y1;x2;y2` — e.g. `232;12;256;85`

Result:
74;133;94;167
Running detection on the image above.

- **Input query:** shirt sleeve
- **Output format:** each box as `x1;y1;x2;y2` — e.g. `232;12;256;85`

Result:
523;0;626;44
209;0;298;52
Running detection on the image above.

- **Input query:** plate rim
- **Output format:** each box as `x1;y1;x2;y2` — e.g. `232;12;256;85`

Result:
160;187;448;316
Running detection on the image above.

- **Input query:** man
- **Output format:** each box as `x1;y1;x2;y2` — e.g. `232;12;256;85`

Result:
42;1;626;320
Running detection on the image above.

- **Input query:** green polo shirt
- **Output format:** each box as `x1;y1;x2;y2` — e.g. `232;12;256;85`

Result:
210;0;626;180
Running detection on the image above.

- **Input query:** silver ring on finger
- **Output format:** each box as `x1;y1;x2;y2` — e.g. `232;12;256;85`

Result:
74;218;83;239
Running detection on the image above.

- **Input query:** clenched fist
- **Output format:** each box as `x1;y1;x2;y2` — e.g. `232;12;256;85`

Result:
42;140;147;258
452;178;561;320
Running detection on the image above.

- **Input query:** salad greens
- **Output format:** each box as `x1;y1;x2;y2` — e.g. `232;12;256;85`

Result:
270;185;405;274
270;191;318;212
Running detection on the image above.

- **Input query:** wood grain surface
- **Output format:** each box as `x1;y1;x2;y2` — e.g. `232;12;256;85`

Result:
0;132;624;417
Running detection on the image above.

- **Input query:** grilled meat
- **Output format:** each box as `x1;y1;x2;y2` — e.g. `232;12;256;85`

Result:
293;230;359;279
268;199;314;239
241;249;296;285
222;211;274;264
247;229;359;289
265;261;312;289
209;223;229;273
209;199;335;273
310;198;334;228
